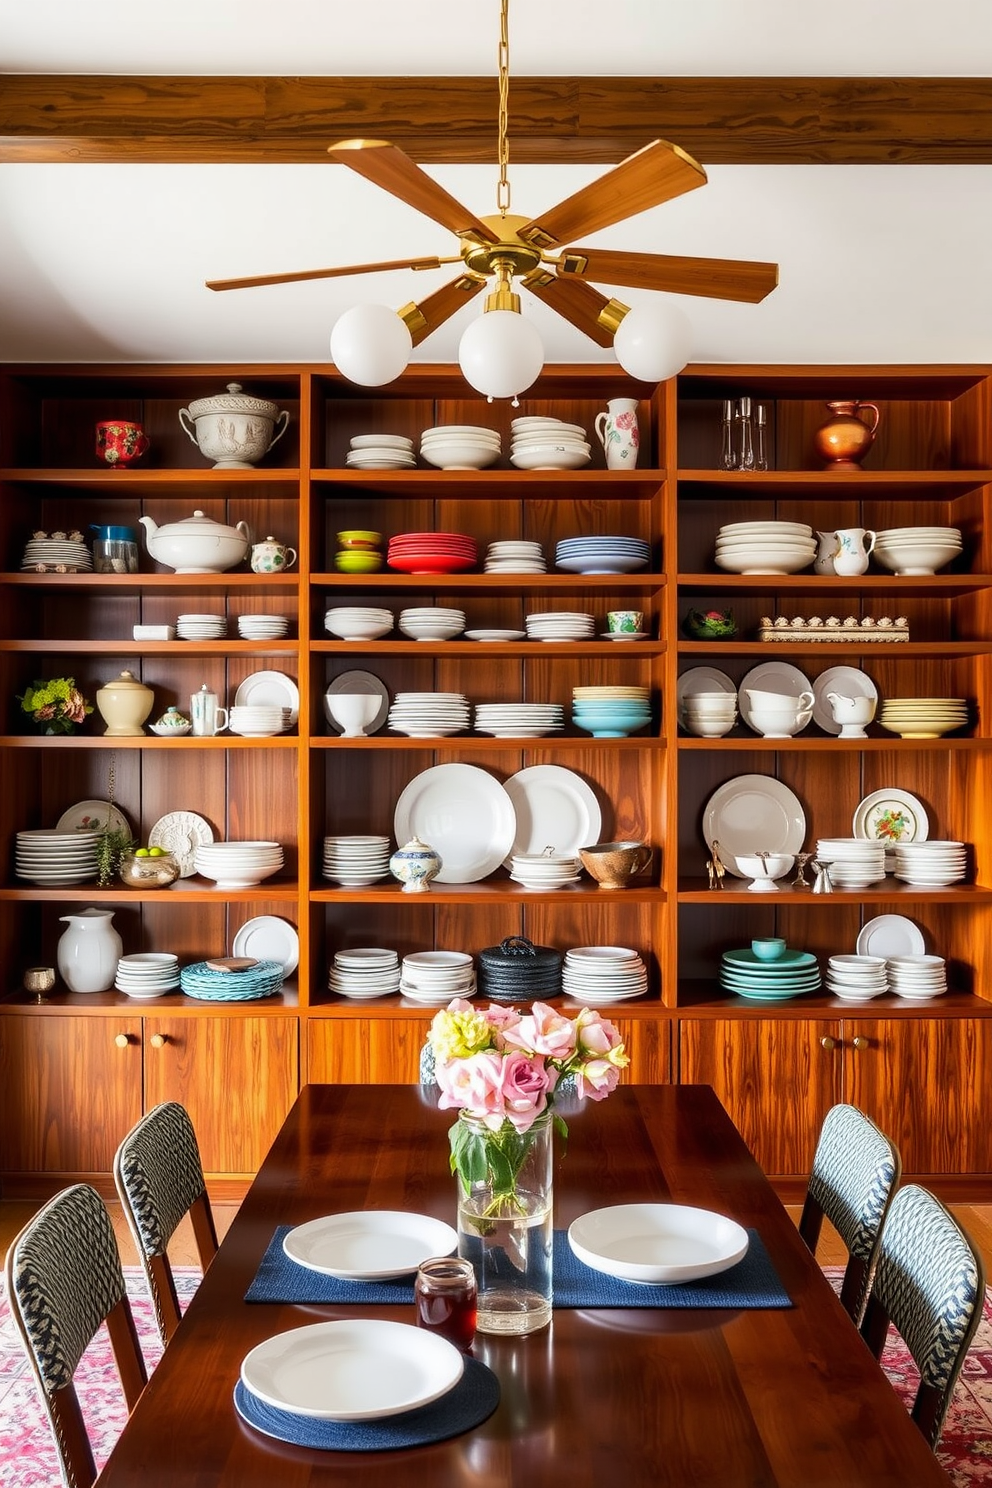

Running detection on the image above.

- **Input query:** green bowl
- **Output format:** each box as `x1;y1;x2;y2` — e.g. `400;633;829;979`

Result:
335;550;384;574
337;530;383;549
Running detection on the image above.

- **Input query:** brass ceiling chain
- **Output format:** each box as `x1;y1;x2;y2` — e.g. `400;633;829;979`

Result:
496;0;511;217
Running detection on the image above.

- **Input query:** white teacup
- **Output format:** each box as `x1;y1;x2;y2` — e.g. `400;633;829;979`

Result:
826;691;876;738
744;688;814;738
325;693;380;737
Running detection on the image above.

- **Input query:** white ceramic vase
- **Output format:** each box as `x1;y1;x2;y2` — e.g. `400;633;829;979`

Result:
57;908;123;993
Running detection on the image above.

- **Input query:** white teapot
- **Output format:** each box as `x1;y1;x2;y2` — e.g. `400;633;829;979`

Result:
138;510;251;574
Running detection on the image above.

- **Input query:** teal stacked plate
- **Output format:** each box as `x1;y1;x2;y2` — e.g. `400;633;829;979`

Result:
720;948;820;1002
181;959;285;1002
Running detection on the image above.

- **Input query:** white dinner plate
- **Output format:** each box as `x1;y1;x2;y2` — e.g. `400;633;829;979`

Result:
702;775;807;877
857;915;927;958
501;765;602;866
811;665;880;735
233;916;300;976
283;1210;457;1280
240;1318;463;1421
568;1203;749;1285
853;788;929;844
147;811;215;878
235;670;300;724
56;799;131;837
394;763;516;883
324;670;390;734
737;661;813;728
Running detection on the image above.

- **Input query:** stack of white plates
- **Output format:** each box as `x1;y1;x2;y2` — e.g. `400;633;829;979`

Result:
714;521;816;575
887;954;948;999
510;851;581;889
561;946;648;1003
324;606;394;641
400;950;476;1004
878;698;970;738
238;614;290;640
525;611;596;642
814;838;887;889
194;841;283;889
328;947;401;999
825;953;888;1002
890;841;967;886
398;606;466;641
510;417;591;470
15;828;101;885
346;433;415;470
115;952;180;998
419;425;500;471
177;612;227;640
555;536;651;574
22;535;93;571
228;705;292;737
388;692;471;737
485;539;546;573
873;526;962;576
322;835;391;887
474;702;564;737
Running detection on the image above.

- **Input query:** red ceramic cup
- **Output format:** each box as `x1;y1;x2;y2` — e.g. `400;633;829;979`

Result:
95;420;149;467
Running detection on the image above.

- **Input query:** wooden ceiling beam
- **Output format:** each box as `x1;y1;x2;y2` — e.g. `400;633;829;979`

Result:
2;75;992;165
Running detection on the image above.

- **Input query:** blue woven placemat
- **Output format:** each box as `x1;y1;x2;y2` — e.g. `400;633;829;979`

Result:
233;1356;500;1451
245;1225;792;1309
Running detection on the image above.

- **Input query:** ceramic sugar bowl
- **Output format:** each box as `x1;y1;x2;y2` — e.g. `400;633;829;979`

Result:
389;836;442;893
178;382;291;469
96;669;154;736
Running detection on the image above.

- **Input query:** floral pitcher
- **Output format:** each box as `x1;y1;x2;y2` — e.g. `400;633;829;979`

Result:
594;397;640;469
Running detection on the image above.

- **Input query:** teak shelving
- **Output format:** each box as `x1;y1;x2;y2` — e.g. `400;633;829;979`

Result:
1;360;991;1198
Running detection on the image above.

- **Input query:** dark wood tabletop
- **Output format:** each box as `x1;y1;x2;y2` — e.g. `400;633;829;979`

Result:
94;1083;949;1488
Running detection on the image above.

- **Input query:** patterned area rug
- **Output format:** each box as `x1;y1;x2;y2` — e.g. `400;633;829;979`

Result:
1;1267;992;1484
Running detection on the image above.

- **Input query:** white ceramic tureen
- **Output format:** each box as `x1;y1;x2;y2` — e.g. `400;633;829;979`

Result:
178;382;290;469
138;511;250;574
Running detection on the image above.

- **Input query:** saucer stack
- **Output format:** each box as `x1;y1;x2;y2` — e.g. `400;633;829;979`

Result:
509;851;581;889
228;705;292;737
510;417;591;470
561;946;648;1004
328;947;401;999
878;698;970;739
15;828;100;885
346;433;415;470
485;539;546;573
194;841;283;889
400;950;476;1004
419;425;500;472
890;841;967;886
387;531;477;574
887;954;947;999
714;521;815;576
825;953;888;1002
388;692;470;737
322;834;391;887
525;610;596;642
814;838;886;889
398;606;466;640
177;612;227;640
474;702;564;737
555;536;651;574
21;534;92;572
238;614;290;640
115;952;180;998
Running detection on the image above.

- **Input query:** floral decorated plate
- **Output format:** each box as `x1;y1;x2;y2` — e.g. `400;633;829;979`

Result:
852;788;929;844
56;799;131;838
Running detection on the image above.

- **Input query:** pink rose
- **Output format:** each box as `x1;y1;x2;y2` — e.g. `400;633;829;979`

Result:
483;1004;522;1045
502;1002;577;1061
575;1007;624;1057
573;1058;622;1102
500;1052;557;1131
435;1051;506;1128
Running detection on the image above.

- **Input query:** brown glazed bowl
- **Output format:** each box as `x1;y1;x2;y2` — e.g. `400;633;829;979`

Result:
579;840;653;890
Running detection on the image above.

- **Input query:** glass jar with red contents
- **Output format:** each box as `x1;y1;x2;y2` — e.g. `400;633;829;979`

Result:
414;1256;477;1350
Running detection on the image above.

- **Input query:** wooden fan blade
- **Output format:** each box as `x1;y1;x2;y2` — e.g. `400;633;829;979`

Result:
517;140;707;251
328;138;499;246
559;246;779;304
520;270;615;349
206;255;451;292
400;273;488;347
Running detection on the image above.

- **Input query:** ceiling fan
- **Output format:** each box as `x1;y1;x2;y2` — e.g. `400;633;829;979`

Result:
205;3;778;396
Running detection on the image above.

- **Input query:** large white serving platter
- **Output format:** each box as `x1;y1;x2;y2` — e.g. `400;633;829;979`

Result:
502;764;602;866
283;1210;457;1280
394;763;516;883
233;916;299;976
235;670;300;724
568;1203;749;1285
241;1318;463;1421
856;915;927;958
702;775;807;877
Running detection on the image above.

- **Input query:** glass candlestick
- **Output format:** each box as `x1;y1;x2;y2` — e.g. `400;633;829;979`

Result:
720;398;736;470
736;397;755;471
755;403;770;471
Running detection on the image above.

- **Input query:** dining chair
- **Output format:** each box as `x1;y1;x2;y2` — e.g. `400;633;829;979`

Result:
860;1183;985;1448
113;1101;219;1345
4;1182;147;1488
799;1102;902;1322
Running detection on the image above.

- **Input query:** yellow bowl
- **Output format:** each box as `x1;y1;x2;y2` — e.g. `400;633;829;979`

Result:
337;530;383;549
335;550;384;574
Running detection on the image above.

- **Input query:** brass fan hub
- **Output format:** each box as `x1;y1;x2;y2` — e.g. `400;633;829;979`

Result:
460;215;544;279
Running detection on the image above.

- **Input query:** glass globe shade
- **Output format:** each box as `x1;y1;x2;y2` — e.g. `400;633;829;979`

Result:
458;310;544;401
613;300;693;382
330;304;413;387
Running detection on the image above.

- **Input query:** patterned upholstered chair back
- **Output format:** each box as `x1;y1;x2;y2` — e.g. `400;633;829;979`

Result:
860;1183;985;1449
799;1102;901;1323
4;1183;147;1488
113;1102;219;1345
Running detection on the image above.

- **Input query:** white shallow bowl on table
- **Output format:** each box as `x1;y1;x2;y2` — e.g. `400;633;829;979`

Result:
568;1203;749;1285
283;1210;457;1280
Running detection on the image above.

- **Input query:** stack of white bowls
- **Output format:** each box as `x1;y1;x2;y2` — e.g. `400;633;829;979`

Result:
115;952;180;998
474;702;564;737
872;526;962;575
679;691;738;737
510;851;581;889
555;536;651;574
825;953;888;1002
346;433;415;470
878;697;969;738
398;606;466;640
322;835;391;887
238;614;290;640
815;838;886;889
419;425;500;471
195;841;283;889
525;610;596;642
561;945;648;1004
328;947;401;999
714;521;816;575
400;950;476;1004
890;841;967;886
485;539;546;573
15;828;101;885
509;417;591;470
177;612;227;640
228;704;292;737
324;606;394;641
388;692;470;737
887;954;948;999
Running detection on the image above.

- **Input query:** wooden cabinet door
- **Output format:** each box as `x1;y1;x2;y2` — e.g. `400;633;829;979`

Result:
143;1016;299;1177
844;1017;992;1176
0;1014;142;1176
678;1018;841;1178
308;1018;428;1084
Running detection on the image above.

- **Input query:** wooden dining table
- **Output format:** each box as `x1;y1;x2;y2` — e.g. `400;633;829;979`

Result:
94;1083;949;1487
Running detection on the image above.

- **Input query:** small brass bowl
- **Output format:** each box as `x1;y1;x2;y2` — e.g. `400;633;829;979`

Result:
24;966;56;994
118;852;180;890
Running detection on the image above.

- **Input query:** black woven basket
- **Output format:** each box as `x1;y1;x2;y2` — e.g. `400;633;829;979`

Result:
477;935;562;1003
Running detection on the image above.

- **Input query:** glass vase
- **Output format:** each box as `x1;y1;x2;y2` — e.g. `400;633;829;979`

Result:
453;1110;553;1335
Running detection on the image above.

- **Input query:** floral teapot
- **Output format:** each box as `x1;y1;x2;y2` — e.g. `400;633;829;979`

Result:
138;510;251;574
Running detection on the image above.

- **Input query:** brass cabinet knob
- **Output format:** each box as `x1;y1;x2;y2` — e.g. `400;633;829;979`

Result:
149;1032;167;1049
114;1032;130;1048
819;1035;837;1051
851;1036;870;1051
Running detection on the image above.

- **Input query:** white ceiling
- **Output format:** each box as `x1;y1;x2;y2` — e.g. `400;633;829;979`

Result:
2;0;992;370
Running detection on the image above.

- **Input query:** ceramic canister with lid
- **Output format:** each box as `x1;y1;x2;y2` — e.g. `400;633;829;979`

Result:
95;669;155;736
178;382;290;469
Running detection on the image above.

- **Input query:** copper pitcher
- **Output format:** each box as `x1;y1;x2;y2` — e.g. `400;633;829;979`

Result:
813;399;881;469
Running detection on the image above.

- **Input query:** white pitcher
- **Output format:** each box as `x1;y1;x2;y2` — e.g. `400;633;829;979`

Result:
594;397;640;469
813;530;840;575
57;908;122;993
832;527;877;576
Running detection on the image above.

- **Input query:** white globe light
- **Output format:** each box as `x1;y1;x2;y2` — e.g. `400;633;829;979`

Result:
330;304;412;387
613;300;693;382
458;310;544;401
